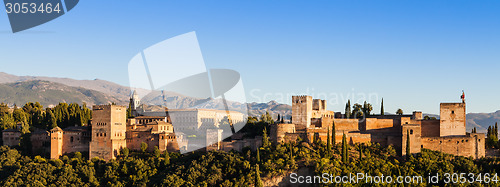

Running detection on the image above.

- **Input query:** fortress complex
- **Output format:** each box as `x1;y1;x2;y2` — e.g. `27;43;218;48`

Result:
1;90;247;160
271;95;485;159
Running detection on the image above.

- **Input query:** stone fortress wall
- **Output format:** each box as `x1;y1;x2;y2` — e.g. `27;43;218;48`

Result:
271;95;485;159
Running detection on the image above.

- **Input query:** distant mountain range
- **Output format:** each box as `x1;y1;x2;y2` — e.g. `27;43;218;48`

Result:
0;72;497;132
0;80;121;107
0;72;291;118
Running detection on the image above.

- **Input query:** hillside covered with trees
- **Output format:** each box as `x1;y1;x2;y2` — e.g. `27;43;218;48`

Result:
0;117;499;186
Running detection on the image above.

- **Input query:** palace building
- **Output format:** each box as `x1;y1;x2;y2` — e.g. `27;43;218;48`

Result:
270;95;485;159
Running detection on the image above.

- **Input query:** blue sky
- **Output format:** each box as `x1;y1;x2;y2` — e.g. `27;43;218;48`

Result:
1;0;499;114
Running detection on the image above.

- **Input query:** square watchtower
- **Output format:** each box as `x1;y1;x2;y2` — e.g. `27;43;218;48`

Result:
90;105;127;160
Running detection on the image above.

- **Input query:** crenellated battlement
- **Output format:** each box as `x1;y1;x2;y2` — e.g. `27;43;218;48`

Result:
292;95;312;103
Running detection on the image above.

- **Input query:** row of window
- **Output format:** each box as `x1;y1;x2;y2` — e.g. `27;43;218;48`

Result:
96;122;107;126
96;132;106;137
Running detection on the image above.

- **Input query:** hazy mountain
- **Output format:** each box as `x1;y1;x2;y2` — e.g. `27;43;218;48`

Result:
0;80;121;107
467;111;500;133
140;91;291;118
0;72;134;101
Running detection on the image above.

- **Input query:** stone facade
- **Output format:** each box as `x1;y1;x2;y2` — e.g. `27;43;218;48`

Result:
2;129;21;147
90;105;127;160
271;95;486;159
49;126;91;159
126;118;187;152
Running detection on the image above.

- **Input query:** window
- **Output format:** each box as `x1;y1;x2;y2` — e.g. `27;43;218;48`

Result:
410;130;413;135
70;136;74;143
421;145;423;148
451;111;455;114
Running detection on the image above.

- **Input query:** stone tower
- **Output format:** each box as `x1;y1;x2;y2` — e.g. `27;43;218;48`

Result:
206;129;224;151
130;90;140;116
439;103;466;137
50;127;63;159
292;95;313;131
90;105;127;160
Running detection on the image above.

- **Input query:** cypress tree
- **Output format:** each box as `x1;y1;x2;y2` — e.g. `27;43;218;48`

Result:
277;114;281;123
495;122;498;139
332;121;336;146
406;130;412;160
256;147;260;163
359;144;363;160
262;128;270;148
326;127;331;156
345;100;351;118
381;98;384;115
342;133;348;163
163;152;170;165
255;164;264;187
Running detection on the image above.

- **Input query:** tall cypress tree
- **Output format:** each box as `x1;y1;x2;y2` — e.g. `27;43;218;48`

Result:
262;128;270;148
326;127;331;156
256;147;260;163
359;144;363;160
495;122;498;139
345;100;351;118
381;98;385;115
255;164;264;187
332;121;336;145
342;133;348;163
406;130;412;160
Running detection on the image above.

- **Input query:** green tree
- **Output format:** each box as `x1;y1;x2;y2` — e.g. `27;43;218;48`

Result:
121;147;129;158
342;133;348;163
254;164;263;187
381;98;384;115
406;130;412;160
262;128;270;148
359;144;363;160
326;127;331;156
345;100;351;118
331;121;336;145
256;147;260;163
46;109;57;129
0;113;15;130
362;101;373;116
163;151;170;165
140;142;148;153
154;146;160;158
396;108;403;115
260;111;274;124
127;101;133;118
352;103;364;118
74;152;82;160
495;122;498;139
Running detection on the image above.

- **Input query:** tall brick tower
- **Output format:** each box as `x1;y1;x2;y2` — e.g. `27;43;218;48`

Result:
90;105;127;160
292;95;313;131
439;103;466;137
50;127;63;159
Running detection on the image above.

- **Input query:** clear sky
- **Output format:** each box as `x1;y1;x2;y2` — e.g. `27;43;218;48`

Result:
1;0;499;114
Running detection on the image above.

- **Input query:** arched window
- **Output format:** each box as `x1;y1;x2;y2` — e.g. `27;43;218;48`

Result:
410;130;413;134
70;136;74;142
